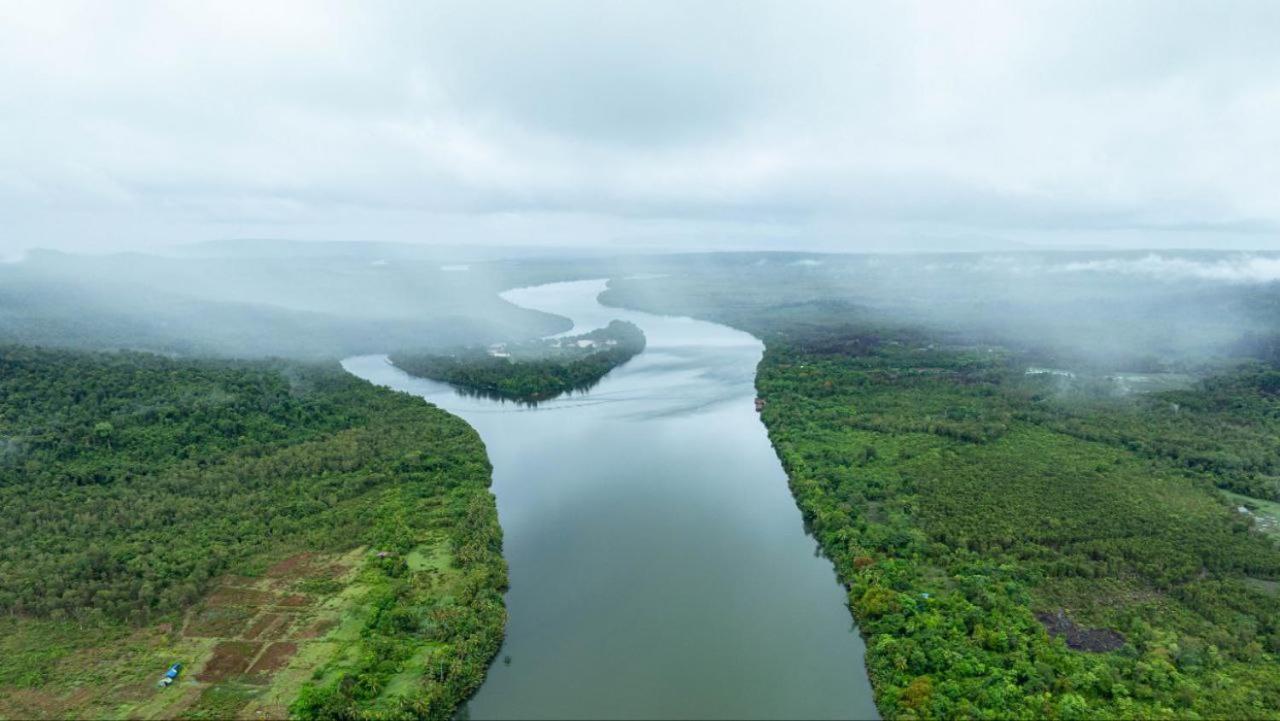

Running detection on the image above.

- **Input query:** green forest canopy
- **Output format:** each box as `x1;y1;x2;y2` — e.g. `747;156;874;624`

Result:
0;345;506;719
757;331;1280;718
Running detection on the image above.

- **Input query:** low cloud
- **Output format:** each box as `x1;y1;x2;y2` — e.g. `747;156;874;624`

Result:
1059;254;1280;283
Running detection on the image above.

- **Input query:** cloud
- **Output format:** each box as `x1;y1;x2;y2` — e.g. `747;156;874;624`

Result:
1058;254;1280;284
2;1;1280;253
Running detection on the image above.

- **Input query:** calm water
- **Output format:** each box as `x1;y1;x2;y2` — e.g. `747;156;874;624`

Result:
342;279;877;720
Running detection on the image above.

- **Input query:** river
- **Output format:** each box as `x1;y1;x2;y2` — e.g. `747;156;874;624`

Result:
342;279;877;720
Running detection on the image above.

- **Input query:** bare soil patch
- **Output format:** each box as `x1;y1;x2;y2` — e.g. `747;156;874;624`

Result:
246;642;299;683
278;593;312;608
196;641;263;682
1037;609;1125;652
243;613;282;640
261;614;296;641
296;618;337;639
206;586;277;607
266;553;318;579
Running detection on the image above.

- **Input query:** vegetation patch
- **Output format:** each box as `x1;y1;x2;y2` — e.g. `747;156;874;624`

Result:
181;682;261;719
1225;489;1280;540
752;327;1280;718
391;319;645;403
0;346;507;720
185;608;254;638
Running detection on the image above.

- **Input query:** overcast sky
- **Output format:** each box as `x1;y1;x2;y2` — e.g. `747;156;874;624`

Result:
3;0;1279;255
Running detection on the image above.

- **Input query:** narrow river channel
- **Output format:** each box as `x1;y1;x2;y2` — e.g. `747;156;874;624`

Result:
343;279;877;720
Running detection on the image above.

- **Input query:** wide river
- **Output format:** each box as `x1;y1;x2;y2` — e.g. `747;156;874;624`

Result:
343;279;877;720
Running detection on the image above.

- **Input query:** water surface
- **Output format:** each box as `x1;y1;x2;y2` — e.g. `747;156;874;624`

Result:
343;279;877;720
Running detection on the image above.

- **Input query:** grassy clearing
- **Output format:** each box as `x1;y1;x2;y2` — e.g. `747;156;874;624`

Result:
1223;489;1280;541
0;540;471;720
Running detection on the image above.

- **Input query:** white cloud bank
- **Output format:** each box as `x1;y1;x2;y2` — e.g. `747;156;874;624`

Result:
3;1;1280;253
1060;254;1280;284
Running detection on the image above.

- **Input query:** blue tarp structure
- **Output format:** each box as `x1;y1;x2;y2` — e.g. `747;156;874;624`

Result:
158;662;183;688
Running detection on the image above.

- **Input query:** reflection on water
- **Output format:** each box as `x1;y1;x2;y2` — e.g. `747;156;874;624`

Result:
343;280;877;720
433;379;608;408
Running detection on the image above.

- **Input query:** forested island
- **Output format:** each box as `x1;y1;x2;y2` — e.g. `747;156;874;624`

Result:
604;273;1280;719
0;346;506;720
390;320;645;403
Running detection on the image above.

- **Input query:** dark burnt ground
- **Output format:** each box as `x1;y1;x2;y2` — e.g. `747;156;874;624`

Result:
1037;609;1125;652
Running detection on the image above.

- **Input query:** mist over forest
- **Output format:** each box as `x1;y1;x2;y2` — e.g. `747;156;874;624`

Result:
7;242;1280;373
5;2;1280;719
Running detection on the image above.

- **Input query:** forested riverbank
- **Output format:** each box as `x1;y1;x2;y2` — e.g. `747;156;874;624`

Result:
348;279;880;719
756;330;1280;718
0;346;506;719
390;319;645;403
603;275;1280;718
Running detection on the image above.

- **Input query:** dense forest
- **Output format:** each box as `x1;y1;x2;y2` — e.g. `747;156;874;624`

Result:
604;274;1280;719
1021;366;1280;503
0;346;506;719
755;330;1280;718
391;320;645;403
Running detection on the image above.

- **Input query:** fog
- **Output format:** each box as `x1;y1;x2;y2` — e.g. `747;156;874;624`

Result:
0;243;580;358
2;4;1279;367
600;250;1280;372
2;240;1276;375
